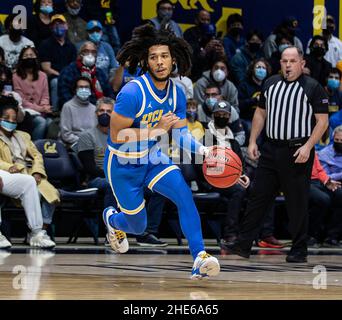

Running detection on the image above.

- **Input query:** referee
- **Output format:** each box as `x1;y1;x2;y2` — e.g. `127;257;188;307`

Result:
223;46;329;263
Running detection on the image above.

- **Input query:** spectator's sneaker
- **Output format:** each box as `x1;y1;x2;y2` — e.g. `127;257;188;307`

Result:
286;253;307;263
28;230;55;248
258;236;284;249
0;232;11;249
191;251;220;280
322;238;342;248
136;233;168;247
307;237;320;248
103;207;129;253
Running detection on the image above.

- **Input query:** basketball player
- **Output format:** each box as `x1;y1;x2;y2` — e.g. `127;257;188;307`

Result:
102;24;220;279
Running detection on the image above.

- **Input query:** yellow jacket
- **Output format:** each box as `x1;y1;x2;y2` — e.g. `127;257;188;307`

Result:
0;130;60;204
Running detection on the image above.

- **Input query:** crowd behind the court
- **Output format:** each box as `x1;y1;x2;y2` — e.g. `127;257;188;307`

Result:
0;0;341;249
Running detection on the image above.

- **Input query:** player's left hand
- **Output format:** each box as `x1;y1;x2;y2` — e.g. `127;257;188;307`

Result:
293;144;311;163
238;174;250;189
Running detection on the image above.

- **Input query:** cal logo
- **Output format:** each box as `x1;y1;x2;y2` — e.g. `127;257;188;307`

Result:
44;141;57;154
170;0;217;12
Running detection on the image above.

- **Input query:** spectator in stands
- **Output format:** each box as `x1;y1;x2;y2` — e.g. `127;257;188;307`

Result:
223;13;245;61
197;83;245;146
0;169;56;249
264;16;303;59
304;35;332;87
63;0;88;47
59;76;97;147
39;14;77;112
0;65;32;134
170;67;193;99
306;15;342;67
0;47;6;66
230;29;264;83
77;97;116;208
268;31;294;76
190;38;226;82
238;58;271;138
318;125;342;183
112;62;141;95
0;96;59;245
83;0;121;54
149;0;183;38
184;10;216;82
330;109;342;131
198;100;250;246
58;41;115;108
186;98;205;141
25;0;54;47
0;14;34;70
85;20;119;80
324;68;342;116
12;46;53;140
308;152;342;247
194;58;238;109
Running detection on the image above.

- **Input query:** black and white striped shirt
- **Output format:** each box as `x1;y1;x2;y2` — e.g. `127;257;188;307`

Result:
259;75;329;140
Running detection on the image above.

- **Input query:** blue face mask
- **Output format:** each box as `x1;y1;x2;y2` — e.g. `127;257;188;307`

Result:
255;67;267;81
52;25;67;38
186;111;198;122
327;78;340;90
0;120;17;132
76;87;91;101
279;44;290;53
89;32;102;43
205;97;218;109
40;5;53;14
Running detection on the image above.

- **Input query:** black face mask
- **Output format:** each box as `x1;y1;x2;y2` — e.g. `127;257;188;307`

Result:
334;141;342;153
9;28;22;42
248;42;261;53
230;27;243;37
214;116;229;128
98;113;110;127
311;46;326;57
22;58;38;69
323;26;335;35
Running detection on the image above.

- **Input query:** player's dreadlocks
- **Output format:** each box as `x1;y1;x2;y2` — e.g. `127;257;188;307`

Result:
117;24;192;76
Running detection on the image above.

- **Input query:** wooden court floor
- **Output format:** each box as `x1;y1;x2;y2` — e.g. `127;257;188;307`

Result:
1;242;342;300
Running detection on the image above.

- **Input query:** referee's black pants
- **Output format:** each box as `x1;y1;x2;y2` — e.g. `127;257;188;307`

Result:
237;140;315;255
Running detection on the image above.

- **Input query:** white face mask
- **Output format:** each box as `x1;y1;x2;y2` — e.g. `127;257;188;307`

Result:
82;54;96;67
213;69;226;82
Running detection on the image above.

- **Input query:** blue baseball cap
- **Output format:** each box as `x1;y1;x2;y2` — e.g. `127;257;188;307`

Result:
86;20;103;31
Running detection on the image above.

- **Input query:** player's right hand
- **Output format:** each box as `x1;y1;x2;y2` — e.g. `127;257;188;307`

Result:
156;112;179;132
248;142;260;161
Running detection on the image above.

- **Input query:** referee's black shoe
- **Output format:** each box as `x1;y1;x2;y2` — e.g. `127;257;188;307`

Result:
220;239;251;259
286;253;307;263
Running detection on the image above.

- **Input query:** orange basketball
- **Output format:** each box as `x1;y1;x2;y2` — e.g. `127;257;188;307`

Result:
202;145;242;188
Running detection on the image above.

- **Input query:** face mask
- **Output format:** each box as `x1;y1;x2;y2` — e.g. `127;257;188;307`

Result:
200;23;216;36
205;97;218;109
214;115;229;129
213;69;226;82
9;28;22;42
327;78;340;90
255;67;267;81
52;25;67;38
76;87;91;101
186;111;198;122
230;27;243;37
0;120;17;132
89;32;102;43
82;54;96;67
22;58;38;69
311;46;326;57
323;26;335;35
248;42;261;53
333;141;342;153
97;113;111;127
158;9;172;21
40;5;53;14
67;6;81;16
279;44;290;53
